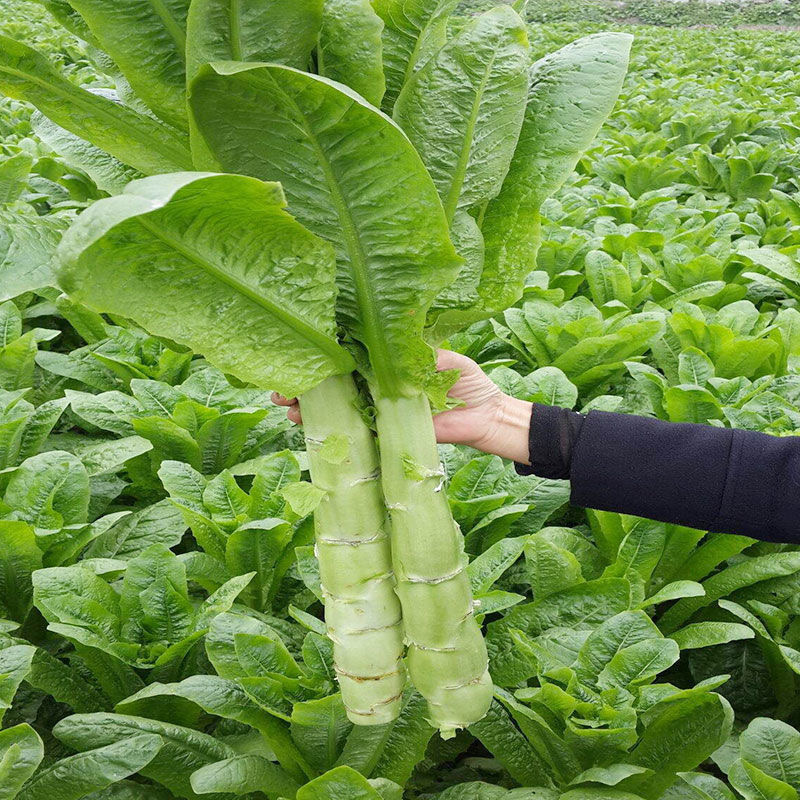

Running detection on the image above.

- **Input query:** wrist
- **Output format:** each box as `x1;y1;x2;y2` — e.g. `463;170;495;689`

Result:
473;395;532;464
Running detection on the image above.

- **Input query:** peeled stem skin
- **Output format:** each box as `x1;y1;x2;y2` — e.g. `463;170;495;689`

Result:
300;374;405;724
373;391;492;736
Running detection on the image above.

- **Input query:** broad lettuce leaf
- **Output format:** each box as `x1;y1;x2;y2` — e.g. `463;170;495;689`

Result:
372;0;459;112
58;172;354;398
186;0;322;77
65;0;190;129
0;35;192;174
318;0;385;106
428;32;633;341
190;66;461;396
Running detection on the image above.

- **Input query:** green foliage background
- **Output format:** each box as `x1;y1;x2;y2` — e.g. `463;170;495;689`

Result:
460;0;800;26
2;1;800;798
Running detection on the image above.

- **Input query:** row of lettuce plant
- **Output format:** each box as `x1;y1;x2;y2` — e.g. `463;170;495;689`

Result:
0;4;800;800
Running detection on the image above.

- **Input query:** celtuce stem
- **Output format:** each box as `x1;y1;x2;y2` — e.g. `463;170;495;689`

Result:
373;391;493;737
300;374;405;725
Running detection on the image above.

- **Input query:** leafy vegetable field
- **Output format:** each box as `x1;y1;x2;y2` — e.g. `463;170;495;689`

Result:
1;3;800;799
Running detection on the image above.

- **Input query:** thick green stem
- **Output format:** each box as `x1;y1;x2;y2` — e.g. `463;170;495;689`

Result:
300;374;405;725
373;391;492;736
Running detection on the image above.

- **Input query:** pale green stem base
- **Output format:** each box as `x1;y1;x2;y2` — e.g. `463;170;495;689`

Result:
373;391;493;736
301;374;406;725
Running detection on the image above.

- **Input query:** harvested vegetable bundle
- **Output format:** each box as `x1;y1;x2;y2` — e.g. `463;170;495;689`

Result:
2;0;631;734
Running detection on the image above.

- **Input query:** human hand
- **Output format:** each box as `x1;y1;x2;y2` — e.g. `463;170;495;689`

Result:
433;350;532;464
271;391;302;424
272;350;532;464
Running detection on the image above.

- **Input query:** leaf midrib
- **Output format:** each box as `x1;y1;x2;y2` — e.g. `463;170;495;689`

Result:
443;49;499;224
133;216;351;370
229;0;242;61
258;74;398;394
146;0;187;58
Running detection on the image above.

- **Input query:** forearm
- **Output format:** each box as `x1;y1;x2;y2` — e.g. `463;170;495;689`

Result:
479;398;800;544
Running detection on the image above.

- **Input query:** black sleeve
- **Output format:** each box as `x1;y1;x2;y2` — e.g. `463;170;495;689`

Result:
516;404;800;544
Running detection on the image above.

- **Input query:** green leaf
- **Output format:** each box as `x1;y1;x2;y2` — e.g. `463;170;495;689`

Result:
0;35;191;174
429;786;518;800
337;690;433;784
0;302;21;348
0;331;37;391
471;33;632;328
196;408;268;474
0;521;40;622
467;536;527;594
189;64;461;396
53;713;237;800
190;755;300;799
86;500;186;560
368;778;403;800
71;435;153;477
0;724;44;800
629;694;733;798
281;482;326;518
118;544;187;639
560;791;646;800
640;581;705;607
469;700;553;787
203;470;248;523
291;694;352;775
671;622;755;650
487;579;630;685
16;734;163;800
728;759;798;800
494;688;582;784
297;765;382;800
32;112;141;195
675;772;737;800
665;386;723;424
318;0;385;106
27;648;107;713
295;545;323;602
0;208;69;302
0;645;35;724
205;612;290;679
746;249;800;287
474;589;524;616
660;552;800;632
739;717;800;789
235;632;302;678
604;517;669;587
493;578;631;639
676;533;756;584
66;390;140;437
678;347;716;386
372;0;459;112
66;0;190;129
59;172;353;399
575;610;663;681
186;0;322;77
394;5;529;223
225;521;292;611
571;764;652;787
4;451;90;528
249;450;302;517
524;535;583;599
585;250;633;308
597;638;680;688
0;153;32;204
116;674;309;782
16;397;69;464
